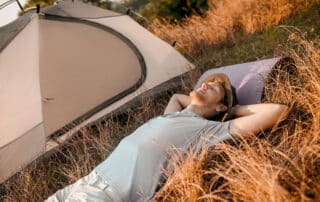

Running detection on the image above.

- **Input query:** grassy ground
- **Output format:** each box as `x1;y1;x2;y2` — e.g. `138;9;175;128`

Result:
1;0;320;201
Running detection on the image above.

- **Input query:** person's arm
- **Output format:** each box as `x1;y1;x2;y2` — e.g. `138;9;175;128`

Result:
229;103;289;138
164;94;190;114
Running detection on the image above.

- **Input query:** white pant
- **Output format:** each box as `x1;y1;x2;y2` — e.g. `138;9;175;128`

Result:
45;171;122;202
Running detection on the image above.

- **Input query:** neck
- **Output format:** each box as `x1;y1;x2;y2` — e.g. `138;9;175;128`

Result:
186;104;218;118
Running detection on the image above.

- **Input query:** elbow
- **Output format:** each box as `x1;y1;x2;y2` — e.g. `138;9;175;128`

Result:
263;104;289;131
281;104;290;118
171;94;180;100
275;104;290;122
279;104;289;114
168;94;177;102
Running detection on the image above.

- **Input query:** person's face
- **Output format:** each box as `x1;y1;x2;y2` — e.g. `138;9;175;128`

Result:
189;81;226;109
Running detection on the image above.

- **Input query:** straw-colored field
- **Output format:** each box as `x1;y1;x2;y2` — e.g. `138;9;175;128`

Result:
1;0;320;201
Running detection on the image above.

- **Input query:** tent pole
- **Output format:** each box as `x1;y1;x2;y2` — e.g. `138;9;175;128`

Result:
98;0;196;64
116;2;196;62
15;0;24;12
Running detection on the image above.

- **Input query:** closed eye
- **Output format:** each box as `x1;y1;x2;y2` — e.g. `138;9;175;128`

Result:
207;82;220;92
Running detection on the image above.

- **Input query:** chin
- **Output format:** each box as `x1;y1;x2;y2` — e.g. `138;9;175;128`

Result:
190;91;206;105
189;90;196;98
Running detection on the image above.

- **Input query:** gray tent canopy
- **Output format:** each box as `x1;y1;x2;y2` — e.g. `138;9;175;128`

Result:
0;0;193;183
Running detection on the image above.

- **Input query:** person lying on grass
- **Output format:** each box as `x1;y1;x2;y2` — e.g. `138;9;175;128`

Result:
46;73;289;202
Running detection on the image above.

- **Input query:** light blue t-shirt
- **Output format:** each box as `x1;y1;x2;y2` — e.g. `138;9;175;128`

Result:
95;109;234;202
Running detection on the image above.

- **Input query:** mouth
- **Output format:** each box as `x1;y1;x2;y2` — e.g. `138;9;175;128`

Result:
197;88;206;94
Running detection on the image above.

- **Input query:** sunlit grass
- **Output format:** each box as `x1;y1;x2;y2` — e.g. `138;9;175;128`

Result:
1;0;319;201
152;32;320;201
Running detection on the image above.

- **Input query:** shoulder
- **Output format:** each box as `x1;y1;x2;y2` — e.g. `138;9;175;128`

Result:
204;120;233;136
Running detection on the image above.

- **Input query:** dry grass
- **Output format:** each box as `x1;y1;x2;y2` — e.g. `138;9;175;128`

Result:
0;94;172;201
1;0;320;201
152;33;320;201
150;0;319;59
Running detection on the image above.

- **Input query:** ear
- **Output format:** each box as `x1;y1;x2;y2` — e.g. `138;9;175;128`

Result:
216;104;227;112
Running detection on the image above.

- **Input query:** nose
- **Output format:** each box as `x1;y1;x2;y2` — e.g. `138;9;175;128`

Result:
201;83;208;90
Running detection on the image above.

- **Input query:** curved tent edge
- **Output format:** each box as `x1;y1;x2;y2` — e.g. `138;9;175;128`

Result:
45;70;192;150
41;14;147;138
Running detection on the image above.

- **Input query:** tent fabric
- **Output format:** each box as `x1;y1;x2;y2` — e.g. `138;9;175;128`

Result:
0;12;33;53
91;16;192;88
39;16;145;135
0;0;193;183
0;124;45;183
0;16;41;148
43;0;123;18
0;15;44;183
195;57;290;105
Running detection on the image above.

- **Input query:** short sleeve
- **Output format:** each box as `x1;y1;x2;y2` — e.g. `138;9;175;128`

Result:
199;120;235;148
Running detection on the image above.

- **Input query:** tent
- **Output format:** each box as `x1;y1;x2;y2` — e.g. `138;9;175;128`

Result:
0;0;193;183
